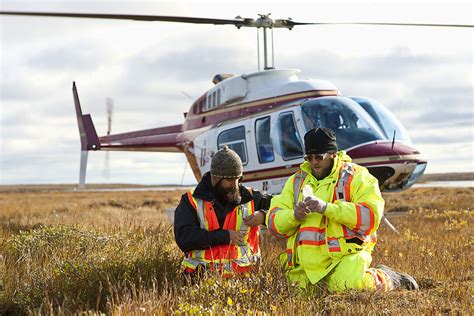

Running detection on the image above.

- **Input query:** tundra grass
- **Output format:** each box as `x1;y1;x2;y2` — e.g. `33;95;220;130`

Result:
0;187;472;314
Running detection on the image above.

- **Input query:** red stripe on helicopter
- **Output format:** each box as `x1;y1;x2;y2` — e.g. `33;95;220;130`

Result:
242;159;423;182
184;89;337;130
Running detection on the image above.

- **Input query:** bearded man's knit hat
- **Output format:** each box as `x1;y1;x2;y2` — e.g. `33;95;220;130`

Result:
210;146;243;179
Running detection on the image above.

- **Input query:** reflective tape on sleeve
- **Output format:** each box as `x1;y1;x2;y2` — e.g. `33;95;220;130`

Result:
355;203;375;235
267;207;288;238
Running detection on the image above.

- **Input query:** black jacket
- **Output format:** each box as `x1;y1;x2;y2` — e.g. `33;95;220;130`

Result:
173;172;272;253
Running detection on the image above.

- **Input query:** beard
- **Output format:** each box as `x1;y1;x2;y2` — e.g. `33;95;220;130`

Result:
215;183;241;206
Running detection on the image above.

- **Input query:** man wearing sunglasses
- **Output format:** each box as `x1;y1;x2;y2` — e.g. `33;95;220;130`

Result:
174;146;272;278
267;127;418;292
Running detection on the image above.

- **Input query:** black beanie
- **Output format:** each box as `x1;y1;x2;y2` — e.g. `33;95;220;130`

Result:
304;128;338;154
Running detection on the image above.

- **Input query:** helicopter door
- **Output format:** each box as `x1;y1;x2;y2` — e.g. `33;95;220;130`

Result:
271;111;304;160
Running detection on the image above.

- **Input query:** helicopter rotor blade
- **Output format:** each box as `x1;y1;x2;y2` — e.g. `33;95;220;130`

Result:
300;21;474;28
0;11;255;27
1;11;472;29
0;11;474;30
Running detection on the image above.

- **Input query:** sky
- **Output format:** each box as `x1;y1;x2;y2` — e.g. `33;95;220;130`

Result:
0;0;473;185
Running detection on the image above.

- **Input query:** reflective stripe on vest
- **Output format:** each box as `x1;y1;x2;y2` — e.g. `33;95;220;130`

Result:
286;249;293;266
297;227;326;246
192;249;205;259
333;163;377;239
296;228;341;252
334;163;354;201
327;237;341;252
293;163;354;205
291;162;369;252
293;171;307;205
182;190;260;274
239;203;250;233
195;199;207;230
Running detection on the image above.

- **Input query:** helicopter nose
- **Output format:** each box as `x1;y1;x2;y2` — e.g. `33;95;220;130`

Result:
346;141;427;191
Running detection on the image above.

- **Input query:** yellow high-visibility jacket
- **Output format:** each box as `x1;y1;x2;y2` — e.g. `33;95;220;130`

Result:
266;151;385;285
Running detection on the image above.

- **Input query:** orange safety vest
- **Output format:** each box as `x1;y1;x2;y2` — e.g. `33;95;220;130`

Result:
181;189;261;276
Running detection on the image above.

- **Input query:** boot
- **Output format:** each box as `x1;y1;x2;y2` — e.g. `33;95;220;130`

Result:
376;264;419;290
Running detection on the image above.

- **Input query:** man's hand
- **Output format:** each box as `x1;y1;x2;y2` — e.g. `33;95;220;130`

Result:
243;210;265;227
228;230;245;245
303;196;327;214
294;201;309;221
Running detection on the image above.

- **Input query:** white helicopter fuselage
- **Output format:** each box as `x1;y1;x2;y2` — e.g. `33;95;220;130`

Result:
74;67;425;192
187;69;426;194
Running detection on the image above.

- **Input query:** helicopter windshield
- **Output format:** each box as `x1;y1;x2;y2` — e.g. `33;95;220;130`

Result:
301;97;386;150
350;97;412;144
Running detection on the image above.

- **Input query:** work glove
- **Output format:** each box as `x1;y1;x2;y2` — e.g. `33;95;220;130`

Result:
303;196;327;214
294;197;326;221
301;185;327;214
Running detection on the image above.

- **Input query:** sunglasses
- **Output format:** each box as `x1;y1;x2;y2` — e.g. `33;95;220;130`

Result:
304;153;329;162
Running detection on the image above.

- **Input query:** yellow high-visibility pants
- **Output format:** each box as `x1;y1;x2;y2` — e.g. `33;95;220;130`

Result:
287;251;392;292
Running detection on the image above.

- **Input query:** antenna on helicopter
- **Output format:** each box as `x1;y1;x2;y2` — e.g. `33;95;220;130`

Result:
391;130;396;150
181;91;194;101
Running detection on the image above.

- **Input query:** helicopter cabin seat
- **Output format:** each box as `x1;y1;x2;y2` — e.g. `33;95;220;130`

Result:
258;144;274;163
325;111;345;130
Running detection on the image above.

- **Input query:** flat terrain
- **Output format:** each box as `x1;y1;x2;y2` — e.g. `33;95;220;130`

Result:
420;172;474;182
0;186;472;314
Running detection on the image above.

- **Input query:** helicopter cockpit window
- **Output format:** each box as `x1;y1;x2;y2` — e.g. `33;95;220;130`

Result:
255;116;274;163
277;112;304;160
350;97;412;144
301;97;385;149
217;126;248;165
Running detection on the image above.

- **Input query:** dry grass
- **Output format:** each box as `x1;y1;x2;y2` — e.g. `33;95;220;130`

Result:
0;187;472;314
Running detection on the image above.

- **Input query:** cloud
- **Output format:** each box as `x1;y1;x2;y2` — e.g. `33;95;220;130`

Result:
27;41;114;72
1;2;473;184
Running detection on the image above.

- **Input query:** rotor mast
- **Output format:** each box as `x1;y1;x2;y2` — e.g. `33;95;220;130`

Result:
256;14;275;70
234;13;297;70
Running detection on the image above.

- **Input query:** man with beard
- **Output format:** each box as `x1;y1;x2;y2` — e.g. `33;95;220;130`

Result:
174;146;272;277
268;127;418;292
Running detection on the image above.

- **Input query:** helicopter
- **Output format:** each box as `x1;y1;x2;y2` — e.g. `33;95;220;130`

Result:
1;10;472;193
